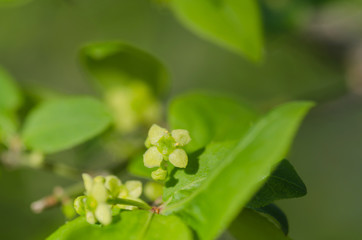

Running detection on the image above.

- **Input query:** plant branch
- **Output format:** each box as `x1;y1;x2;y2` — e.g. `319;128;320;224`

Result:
31;182;84;214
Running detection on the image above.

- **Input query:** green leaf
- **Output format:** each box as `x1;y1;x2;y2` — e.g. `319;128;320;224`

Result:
22;97;112;153
47;210;192;240
0;66;22;112
163;102;313;240
247;159;307;208
168;92;258;153
228;208;291;240
169;0;263;61
251;204;289;235
80;42;169;96
0;111;17;144
80;42;166;133
164;93;258;201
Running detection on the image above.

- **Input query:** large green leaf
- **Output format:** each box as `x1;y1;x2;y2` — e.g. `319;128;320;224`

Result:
22;97;112;153
80;42;168;96
228;208;291;240
0;66;22;112
247;159;307;208
169;0;263;61
47;210;192;240
168;92;258;153
164;93;258;200
163;102;313;240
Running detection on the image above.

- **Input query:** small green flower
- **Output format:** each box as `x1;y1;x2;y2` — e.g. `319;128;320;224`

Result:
104;81;162;133
143;124;191;180
74;174;145;226
80;174;112;225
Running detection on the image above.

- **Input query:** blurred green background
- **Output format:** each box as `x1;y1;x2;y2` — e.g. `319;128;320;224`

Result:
1;0;362;239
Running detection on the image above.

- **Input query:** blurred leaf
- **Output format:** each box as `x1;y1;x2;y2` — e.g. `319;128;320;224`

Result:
251;204;289;235
22;97;112;154
247;159;307;208
80;42;169;96
47;210;192;240
0;110;17;144
80;42;165;133
163;102;313;240
169;0;263;61
0;66;22;112
228;208;291;240
168;92;258;153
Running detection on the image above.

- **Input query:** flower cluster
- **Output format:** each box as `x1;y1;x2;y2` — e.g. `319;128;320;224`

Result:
74;173;143;225
143;124;191;181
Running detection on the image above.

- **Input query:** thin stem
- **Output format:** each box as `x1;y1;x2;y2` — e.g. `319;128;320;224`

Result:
31;182;84;213
107;198;152;210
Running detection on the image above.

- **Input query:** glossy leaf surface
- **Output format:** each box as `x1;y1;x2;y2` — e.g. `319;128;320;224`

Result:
163;101;313;240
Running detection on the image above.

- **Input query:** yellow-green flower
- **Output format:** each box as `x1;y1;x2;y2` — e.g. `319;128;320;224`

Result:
74;174;111;225
143;124;191;181
74;174;144;225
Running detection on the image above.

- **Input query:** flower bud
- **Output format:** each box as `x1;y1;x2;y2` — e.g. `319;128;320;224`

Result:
95;203;112;225
74;196;86;216
169;149;188;168
171;129;191;146
151;168;168;181
144;182;163;201
143;146;163;168
125;180;142;199
148;124;167;145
